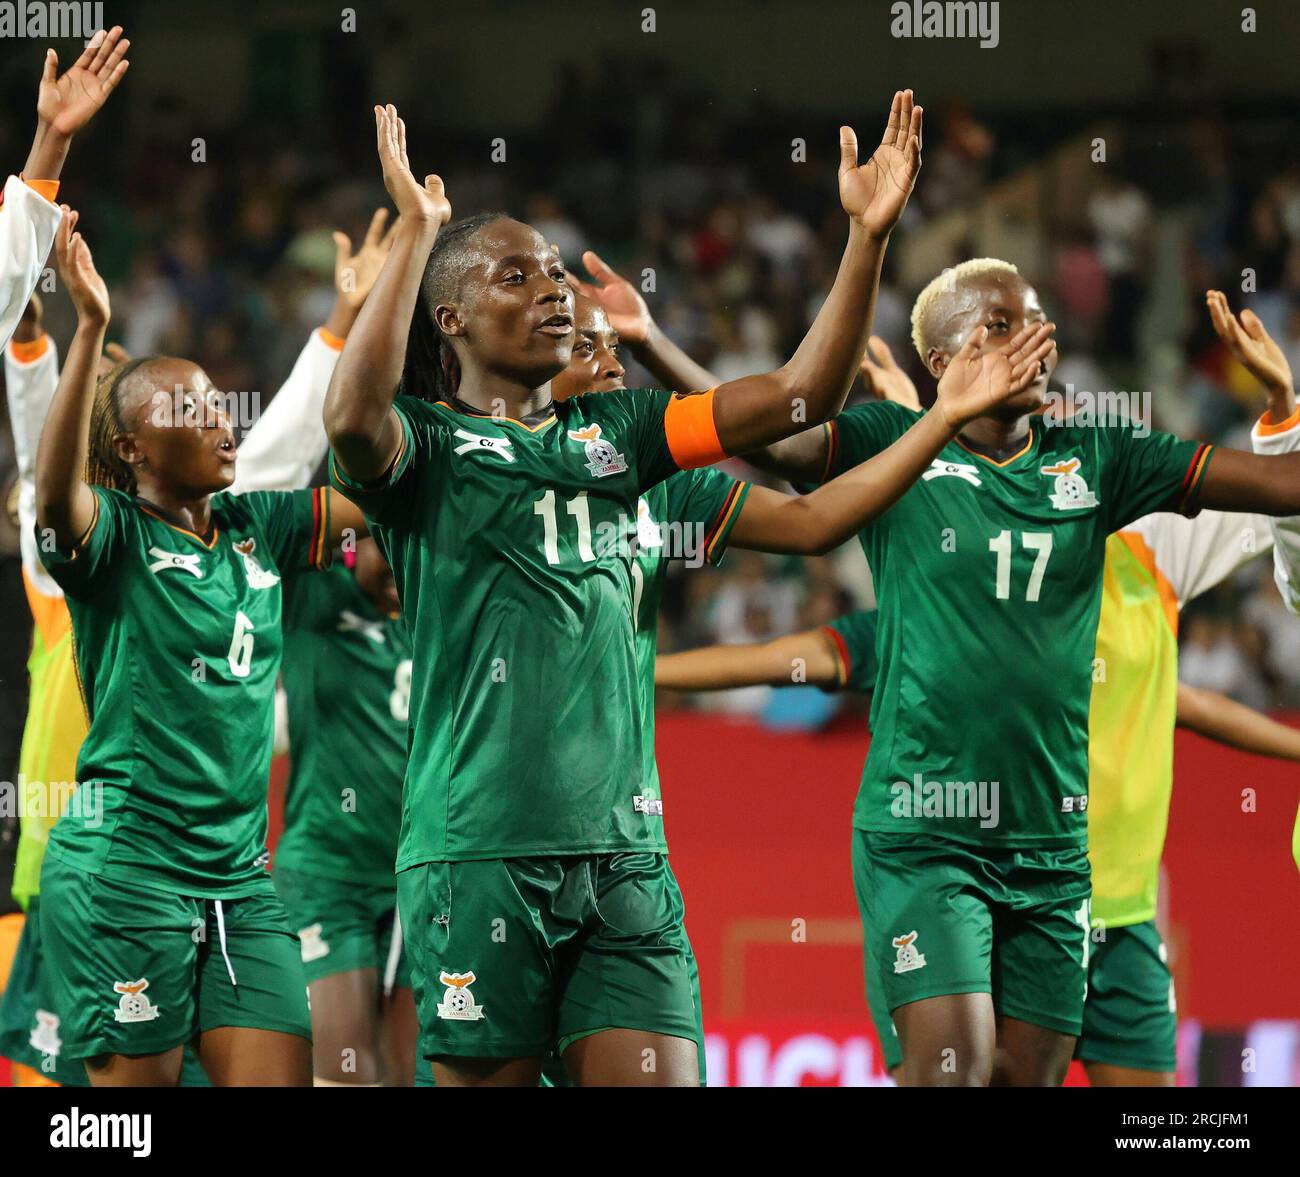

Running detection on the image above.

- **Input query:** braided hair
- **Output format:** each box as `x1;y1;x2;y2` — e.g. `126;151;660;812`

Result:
87;357;155;494
400;211;509;403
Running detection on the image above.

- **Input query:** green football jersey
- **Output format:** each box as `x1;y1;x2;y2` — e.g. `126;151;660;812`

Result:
39;485;332;896
821;609;880;694
632;469;749;794
821;402;1213;847
330;391;694;865
275;562;412;887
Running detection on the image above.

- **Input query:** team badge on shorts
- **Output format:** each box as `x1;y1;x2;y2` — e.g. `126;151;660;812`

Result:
112;979;161;1023
298;923;331;963
1040;458;1098;510
233;537;281;589
891;931;927;974
436;971;486;1021
29;1009;62;1057
568;424;628;478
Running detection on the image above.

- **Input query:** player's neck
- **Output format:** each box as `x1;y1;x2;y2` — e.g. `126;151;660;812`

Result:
134;481;214;540
453;370;554;422
957;413;1033;462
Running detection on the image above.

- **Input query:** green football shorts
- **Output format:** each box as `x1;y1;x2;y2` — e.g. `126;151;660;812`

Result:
274;868;410;991
1075;918;1176;1072
398;851;701;1064
852;831;1092;1038
39;854;311;1060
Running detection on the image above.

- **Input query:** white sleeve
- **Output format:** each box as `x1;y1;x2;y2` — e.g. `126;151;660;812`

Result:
227;328;342;494
1122;508;1272;608
1250;411;1300;613
4;331;63;599
0;176;61;349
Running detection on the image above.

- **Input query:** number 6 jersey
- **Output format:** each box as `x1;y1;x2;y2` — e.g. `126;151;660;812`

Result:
817;400;1213;848
38;485;331;896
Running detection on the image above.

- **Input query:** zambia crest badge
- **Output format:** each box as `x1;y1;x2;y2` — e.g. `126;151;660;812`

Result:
112;978;162;1023
436;971;486;1021
568;423;628;478
891;931;927;975
233;537;281;588
1040;457;1098;510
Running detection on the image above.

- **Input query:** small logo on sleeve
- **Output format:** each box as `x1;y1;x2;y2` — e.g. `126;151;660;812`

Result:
1040;458;1098;510
569;424;628;478
112;978;161;1023
148;547;203;578
891;931;927;974
633;794;664;816
436;971;486;1021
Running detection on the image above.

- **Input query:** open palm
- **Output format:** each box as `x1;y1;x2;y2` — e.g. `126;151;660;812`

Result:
334;208;402;309
55;208;110;326
374;104;451;228
566;250;653;344
839;90;923;239
935;322;1056;429
1206;289;1293;400
37;28;130;137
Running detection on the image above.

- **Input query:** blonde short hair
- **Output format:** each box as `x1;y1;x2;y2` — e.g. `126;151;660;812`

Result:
910;258;1021;361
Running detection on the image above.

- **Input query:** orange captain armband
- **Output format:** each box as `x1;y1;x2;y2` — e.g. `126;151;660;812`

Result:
664;388;726;469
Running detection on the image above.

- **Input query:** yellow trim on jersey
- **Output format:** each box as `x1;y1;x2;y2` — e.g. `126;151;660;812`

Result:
953;427;1035;467
433;400;559;434
137;502;221;549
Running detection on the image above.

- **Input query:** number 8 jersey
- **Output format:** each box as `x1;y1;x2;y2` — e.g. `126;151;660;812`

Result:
38;485;332;896
330;391;691;867
817;400;1213;847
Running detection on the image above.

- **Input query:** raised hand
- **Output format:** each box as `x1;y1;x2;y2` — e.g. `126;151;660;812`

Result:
934;321;1056;430
374;104;451;229
334;208;402;309
565;250;653;345
36;27;131;139
54;207;110;328
861;335;921;410
1206;290;1295;415
839;90;923;240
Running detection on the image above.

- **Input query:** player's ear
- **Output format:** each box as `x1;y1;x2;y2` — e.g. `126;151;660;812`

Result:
434;302;465;338
114;433;145;469
926;347;949;381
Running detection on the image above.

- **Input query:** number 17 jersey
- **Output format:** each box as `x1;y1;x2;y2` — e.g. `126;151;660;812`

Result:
820;401;1212;848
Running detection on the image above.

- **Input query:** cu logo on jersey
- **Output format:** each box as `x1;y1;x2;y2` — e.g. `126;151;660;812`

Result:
453;429;515;463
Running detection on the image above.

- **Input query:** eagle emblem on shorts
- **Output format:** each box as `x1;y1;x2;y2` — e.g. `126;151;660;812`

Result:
29;1009;62;1057
891;931;927;975
112;978;161;1023
568;424;627;478
436;971;486;1021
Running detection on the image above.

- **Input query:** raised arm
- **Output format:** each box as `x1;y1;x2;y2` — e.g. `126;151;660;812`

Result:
22;28;130;183
232;208;398;494
704;92;923;456
1196;290;1300;514
1177;681;1300;761
33;209;107;548
727;322;1055;553
656;628;844;692
566;249;719;392
324;105;451;482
